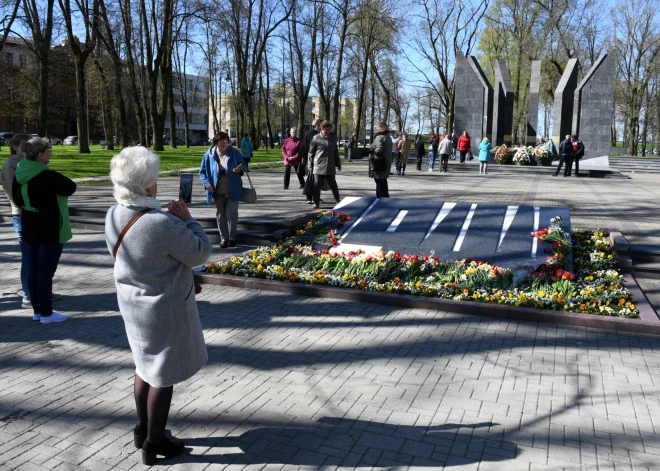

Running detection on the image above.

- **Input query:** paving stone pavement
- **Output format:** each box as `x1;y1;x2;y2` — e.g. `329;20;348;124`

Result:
3;222;660;470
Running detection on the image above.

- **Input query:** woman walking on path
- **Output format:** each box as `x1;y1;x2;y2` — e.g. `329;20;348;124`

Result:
1;133;31;309
200;132;246;248
309;120;342;208
106;147;212;466
428;135;438;171
396;133;411;175
370;122;392;198
281;127;305;189
457;131;471;163
240;133;253;170
414;135;425;170
11;137;76;324
478;137;492;174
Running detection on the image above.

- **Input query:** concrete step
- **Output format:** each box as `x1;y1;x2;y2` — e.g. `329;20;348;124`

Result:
629;246;660;264
632;263;660;280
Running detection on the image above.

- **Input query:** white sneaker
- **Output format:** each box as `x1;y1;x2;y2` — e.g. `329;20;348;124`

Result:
32;313;41;321
40;311;68;324
22;297;32;308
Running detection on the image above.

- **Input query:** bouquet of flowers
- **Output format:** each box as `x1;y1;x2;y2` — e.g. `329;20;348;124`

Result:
513;147;531;165
534;144;550;162
492;144;511;164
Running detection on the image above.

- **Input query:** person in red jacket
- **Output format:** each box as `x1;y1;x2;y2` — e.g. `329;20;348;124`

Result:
457;131;471;163
281;127;305;189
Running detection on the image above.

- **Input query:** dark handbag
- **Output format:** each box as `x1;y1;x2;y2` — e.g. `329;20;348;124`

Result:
467;149;474;161
113;208;202;294
240;171;257;204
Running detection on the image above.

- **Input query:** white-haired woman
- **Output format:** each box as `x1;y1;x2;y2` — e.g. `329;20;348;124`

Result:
11;137;76;323
105;147;212;465
281;127;305;189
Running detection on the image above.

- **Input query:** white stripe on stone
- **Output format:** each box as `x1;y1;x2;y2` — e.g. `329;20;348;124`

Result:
453;204;477;252
386;210;408;232
424;202;456;240
532;207;540;258
340;197;380;241
333;196;361;209
498;205;519;247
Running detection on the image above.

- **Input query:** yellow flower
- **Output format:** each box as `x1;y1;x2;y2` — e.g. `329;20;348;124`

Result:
257;264;264;272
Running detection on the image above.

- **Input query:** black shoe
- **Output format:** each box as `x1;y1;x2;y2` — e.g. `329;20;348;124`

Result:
220;240;228;248
284;186;289;190
229;240;236;248
552;174;557;177
142;437;185;465
306;200;313;204
313;204;320;209
299;184;305;189
134;426;183;450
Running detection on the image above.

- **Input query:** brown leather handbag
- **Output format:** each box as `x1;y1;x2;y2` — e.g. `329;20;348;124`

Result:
112;208;202;294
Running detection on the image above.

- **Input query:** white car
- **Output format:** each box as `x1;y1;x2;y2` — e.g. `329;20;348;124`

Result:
63;136;78;145
339;139;349;147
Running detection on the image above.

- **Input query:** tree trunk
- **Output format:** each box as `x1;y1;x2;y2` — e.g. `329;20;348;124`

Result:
169;80;177;148
332;2;349;131
354;54;370;142
74;62;91;153
263;55;274;148
36;56;49;136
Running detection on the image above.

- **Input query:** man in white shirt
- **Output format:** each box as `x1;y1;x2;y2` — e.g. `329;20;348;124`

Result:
390;131;399;176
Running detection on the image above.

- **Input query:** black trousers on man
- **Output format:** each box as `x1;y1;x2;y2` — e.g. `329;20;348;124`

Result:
416;155;423;170
374;178;389;198
572;156;580;177
554;154;574;176
313;175;340;206
440;154;450;172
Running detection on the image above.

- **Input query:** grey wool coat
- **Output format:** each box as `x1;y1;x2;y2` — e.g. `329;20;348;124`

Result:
369;132;392;179
309;132;341;175
105;205;213;387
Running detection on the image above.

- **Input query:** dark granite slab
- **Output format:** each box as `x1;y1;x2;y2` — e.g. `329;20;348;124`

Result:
493;205;535;268
418;202;472;261
455;204;508;262
335;196;375;236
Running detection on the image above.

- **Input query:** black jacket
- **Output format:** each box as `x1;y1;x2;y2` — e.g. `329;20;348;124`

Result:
299;129;319;169
12;169;76;244
415;140;425;157
559;139;573;156
573;140;585;159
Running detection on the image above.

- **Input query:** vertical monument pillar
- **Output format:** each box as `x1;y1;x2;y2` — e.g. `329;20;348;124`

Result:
527;61;542;145
454;51;493;154
492;60;515;146
572;53;615;159
552;58;579;143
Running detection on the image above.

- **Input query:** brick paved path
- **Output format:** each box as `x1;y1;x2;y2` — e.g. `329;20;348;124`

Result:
2;224;660;470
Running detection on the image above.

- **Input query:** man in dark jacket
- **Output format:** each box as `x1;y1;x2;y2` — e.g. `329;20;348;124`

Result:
299;118;322;204
451;133;458;160
414;135;425;170
571;134;585;177
553;135;574;177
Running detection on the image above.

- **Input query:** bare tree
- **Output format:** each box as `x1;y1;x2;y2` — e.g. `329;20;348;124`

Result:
0;0;21;54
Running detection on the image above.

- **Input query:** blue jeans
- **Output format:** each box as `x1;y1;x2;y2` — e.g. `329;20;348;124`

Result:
23;241;63;317
428;152;436;170
13;216;30;299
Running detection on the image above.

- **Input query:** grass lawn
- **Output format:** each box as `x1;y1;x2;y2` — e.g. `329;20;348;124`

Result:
0;144;284;179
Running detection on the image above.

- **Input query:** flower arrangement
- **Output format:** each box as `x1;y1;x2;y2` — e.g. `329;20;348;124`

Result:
534;144;551;162
203;212;639;318
492;144;511;164
512;146;532;165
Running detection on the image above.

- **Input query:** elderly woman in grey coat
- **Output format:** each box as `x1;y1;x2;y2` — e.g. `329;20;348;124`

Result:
105;147;212;466
309;120;342;208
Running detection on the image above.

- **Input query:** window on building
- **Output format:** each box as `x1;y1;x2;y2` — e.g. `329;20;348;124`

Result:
22;118;28;133
187;79;194;90
4;52;13;65
198;82;205;91
19;54;26;68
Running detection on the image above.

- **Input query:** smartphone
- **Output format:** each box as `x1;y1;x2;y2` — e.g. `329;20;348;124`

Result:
236;162;243;168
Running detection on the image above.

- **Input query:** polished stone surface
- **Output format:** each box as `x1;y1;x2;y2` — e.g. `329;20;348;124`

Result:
527;61;542;145
552;58;579;143
492;60;515;147
454;52;493;154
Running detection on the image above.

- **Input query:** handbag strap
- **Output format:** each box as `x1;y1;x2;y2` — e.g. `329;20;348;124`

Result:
244;170;255;189
112;208;153;259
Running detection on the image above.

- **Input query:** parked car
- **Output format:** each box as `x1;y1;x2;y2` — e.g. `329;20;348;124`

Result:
190;138;208;146
162;136;186;145
63;136;78;145
50;137;62;145
0;132;15;146
339;139;349;147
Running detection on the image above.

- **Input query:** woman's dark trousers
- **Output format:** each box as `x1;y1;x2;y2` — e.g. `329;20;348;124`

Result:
374;178;389;198
284;165;305;188
459;150;467;163
24;241;63;317
313;175;340;205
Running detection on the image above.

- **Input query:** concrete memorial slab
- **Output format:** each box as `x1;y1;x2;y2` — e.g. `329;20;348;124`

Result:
572;52;616;159
335;196;571;270
552;58;579;143
492;60;515;146
527;60;542;145
454;51;493;154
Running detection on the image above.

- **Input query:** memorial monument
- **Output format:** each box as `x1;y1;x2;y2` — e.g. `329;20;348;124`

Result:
454;52;493;154
552;58;579;143
527;61;542;145
336;196;571;271
572;53;616;159
492;60;515;146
